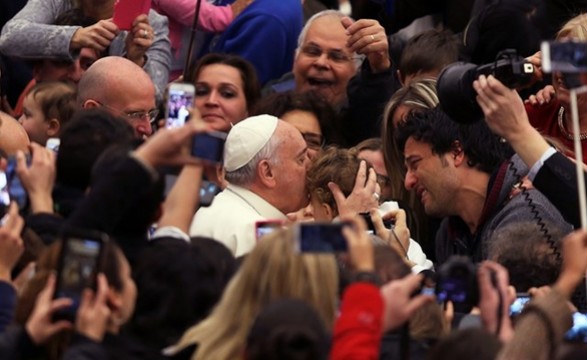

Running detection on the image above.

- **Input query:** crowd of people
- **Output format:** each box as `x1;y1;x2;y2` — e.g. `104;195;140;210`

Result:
1;0;587;359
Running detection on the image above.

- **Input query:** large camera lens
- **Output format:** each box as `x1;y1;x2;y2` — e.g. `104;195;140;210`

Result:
437;62;484;124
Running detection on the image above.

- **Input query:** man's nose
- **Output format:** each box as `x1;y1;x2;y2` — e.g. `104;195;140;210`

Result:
404;169;417;191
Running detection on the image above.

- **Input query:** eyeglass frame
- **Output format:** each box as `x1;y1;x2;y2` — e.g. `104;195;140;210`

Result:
299;43;361;64
96;101;159;126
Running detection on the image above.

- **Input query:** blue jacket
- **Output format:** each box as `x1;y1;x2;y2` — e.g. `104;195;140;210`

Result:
210;0;303;85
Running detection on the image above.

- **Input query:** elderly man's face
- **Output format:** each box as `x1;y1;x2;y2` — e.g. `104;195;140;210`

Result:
293;16;358;107
272;123;310;214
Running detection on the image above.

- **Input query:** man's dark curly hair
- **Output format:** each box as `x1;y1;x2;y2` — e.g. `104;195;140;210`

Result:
395;106;513;174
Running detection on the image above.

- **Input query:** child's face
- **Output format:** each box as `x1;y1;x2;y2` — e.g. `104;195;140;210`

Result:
310;193;334;222
19;93;49;146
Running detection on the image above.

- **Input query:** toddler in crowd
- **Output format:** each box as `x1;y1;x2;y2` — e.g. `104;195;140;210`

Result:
18;81;76;146
306;146;433;272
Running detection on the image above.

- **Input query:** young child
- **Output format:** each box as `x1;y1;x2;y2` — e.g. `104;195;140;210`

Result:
19;81;76;146
306;146;433;272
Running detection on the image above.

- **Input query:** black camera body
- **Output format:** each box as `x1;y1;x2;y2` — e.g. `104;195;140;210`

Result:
437;50;534;124
428;256;479;313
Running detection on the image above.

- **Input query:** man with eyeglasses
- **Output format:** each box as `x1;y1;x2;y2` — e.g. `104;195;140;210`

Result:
77;56;157;138
267;10;395;147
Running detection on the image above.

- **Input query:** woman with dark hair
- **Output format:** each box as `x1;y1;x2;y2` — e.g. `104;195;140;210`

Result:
253;90;343;158
189;53;261;132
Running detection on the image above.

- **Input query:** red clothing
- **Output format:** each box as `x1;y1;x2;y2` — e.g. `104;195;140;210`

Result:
14;78;36;118
526;100;587;163
330;283;384;360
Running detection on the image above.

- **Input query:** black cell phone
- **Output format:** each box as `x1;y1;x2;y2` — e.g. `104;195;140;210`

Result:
542;40;587;73
509;293;531;317
199;180;220;207
5;155;31;209
53;230;108;322
191;131;227;164
565;312;587;342
294;222;351;253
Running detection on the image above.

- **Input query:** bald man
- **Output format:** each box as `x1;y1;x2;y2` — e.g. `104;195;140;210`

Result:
77;56;157;138
0;111;29;156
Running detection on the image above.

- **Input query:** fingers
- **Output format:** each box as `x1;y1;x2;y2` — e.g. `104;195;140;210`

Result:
369;208;386;235
327;181;345;207
37;273;57;304
15;150;27;176
95;273;109;305
353;160;367;192
344;19;385;52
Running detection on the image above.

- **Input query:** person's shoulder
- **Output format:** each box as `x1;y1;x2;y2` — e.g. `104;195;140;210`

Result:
234;0;302;23
148;8;168;25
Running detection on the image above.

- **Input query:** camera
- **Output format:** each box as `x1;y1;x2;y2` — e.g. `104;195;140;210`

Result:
293;222;352;253
421;256;479;313
437;49;534;124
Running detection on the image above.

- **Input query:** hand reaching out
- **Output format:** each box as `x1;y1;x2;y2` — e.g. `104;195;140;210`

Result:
25;274;73;345
0;202;24;282
76;274;110;342
70;19;119;53
341;17;390;73
125;14;153;67
16;143;56;213
328;160;380;218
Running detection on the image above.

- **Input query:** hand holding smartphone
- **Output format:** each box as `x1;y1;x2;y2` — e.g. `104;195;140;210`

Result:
53;229;109;322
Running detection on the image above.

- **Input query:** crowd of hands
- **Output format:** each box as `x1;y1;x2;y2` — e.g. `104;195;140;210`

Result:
0;109;586;345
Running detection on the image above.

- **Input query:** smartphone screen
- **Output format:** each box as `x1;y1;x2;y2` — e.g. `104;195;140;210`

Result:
166;84;195;129
565;312;587;342
0;172;10;218
54;236;104;321
192;132;227;164
255;220;284;240
542;40;587;73
295;222;350;253
199;180;220;207
509;294;531;317
436;277;469;303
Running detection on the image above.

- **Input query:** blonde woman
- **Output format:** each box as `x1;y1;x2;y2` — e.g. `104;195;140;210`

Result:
168;229;339;359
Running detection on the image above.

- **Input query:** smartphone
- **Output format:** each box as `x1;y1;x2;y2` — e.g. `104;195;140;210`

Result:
192;131;227;164
46;138;60;153
255;220;284;240
359;212;395;233
5;155;31;209
165;83;195;129
53;230;108;322
113;0;151;31
565;312;587;342
542;40;587;73
0;172;10;218
509;293;531;317
199;180;220;207
294;222;350;253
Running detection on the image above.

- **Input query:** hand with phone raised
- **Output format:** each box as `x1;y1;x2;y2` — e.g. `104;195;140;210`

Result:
133;113;211;168
15;143;56;214
477;261;515;342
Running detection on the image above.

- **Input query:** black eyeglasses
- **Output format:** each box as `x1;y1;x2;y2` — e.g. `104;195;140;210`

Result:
97;102;159;126
302;132;325;150
300;44;358;64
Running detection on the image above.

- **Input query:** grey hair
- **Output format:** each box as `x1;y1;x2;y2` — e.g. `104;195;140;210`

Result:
295;10;365;69
224;133;282;186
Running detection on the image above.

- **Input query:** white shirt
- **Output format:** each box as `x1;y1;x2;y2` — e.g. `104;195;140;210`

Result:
189;184;286;257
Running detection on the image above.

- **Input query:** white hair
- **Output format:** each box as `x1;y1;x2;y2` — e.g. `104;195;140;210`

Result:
295;10;365;69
